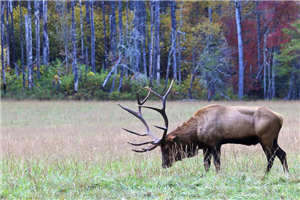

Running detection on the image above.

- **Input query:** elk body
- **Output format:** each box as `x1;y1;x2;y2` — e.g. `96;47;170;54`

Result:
119;81;288;173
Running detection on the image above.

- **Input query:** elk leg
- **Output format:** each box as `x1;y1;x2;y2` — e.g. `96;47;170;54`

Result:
261;144;275;173
273;141;289;173
203;148;212;172
212;145;221;173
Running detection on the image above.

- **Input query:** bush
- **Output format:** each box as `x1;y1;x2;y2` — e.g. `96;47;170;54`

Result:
1;59;231;101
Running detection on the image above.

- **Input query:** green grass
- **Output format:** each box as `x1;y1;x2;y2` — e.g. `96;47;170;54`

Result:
1;101;300;199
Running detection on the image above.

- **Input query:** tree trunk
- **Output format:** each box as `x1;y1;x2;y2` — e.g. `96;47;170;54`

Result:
102;1;107;71
85;0;90;68
149;1;155;86
1;2;6;93
177;2;183;84
188;49;197;99
110;2;117;58
110;2;117;92
271;48;277;98
34;1;41;79
255;2;262;80
141;1;147;76
235;0;244;99
5;2;10;68
263;29;269;99
171;0;177;81
155;0;160;85
63;2;69;73
9;0;16;76
79;0;85;64
90;0;96;73
118;0;124;92
19;0;25;88
71;1;78;92
25;1;33;89
43;0;49;65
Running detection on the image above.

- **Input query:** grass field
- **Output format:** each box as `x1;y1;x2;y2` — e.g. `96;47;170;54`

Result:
1;100;300;199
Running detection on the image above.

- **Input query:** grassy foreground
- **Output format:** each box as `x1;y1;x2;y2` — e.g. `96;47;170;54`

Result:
1;100;300;199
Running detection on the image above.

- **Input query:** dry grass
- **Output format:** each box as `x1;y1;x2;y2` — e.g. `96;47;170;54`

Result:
1;100;300;199
1;100;299;160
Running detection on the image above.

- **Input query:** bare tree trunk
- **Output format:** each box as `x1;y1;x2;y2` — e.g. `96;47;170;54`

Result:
34;1;41;79
110;1;117;92
85;0;90;69
155;0;160;85
43;0;49;65
235;0;244;99
263;29;269;99
141;1;147;76
118;0;124;92
102;1;107;71
5;2;10;69
19;0;25;88
188;49;197;99
1;2;6;93
271;48;277;98
177;2;183;84
255;2;262;80
90;0;96;73
63;2;69;73
149;1;155;86
171;0;177;81
25;1;33;89
79;0;85;64
9;0;16;76
71;1;78;92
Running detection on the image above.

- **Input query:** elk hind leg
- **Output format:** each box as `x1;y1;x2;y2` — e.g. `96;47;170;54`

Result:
273;140;289;173
203;148;212;172
261;143;276;173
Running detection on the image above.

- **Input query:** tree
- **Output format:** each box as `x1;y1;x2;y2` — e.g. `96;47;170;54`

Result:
19;0;25;88
43;0;49;65
34;0;41;79
79;0;85;64
9;0;16;76
25;1;33;89
155;0;161;85
171;0;177;81
102;1;107;71
1;1;6;93
85;0;90;68
71;1;78;92
235;0;244;99
90;0;95;73
118;0;124;92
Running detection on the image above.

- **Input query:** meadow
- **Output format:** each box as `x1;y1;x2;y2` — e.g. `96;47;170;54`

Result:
1;100;300;199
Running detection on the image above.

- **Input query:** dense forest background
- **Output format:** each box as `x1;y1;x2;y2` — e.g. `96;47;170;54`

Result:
0;1;299;100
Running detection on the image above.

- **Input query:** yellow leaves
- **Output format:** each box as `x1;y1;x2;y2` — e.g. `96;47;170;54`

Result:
87;71;95;77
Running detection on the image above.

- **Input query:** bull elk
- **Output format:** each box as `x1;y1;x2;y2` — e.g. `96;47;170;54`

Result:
119;81;289;173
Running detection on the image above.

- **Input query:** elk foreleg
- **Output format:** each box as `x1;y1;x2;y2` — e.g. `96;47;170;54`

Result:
203;148;212;172
212;145;221;173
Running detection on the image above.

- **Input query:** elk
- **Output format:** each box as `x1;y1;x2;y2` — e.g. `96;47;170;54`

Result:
119;81;289;173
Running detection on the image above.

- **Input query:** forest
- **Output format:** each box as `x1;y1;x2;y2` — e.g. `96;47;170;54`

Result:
0;0;299;100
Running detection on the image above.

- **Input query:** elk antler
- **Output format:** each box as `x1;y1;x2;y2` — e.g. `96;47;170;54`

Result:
119;80;174;153
142;80;174;140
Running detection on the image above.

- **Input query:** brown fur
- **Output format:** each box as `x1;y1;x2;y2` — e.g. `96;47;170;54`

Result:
161;104;288;173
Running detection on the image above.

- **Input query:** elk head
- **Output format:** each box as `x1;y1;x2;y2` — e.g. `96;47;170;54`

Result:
119;81;196;168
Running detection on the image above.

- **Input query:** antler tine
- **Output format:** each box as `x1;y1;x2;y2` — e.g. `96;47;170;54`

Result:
141;80;174;139
137;89;151;105
132;145;159;153
119;98;160;143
